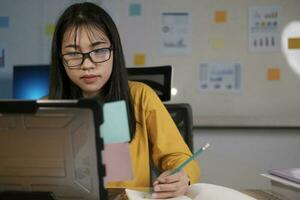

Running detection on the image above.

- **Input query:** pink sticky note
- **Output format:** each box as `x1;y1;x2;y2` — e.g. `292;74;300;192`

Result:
102;143;133;184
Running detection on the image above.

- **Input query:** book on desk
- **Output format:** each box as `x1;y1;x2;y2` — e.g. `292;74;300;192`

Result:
261;167;300;200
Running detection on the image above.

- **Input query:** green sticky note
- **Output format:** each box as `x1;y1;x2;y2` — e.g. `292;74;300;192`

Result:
129;3;142;16
100;101;130;144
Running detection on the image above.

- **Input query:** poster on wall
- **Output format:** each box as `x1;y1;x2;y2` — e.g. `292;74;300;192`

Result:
161;12;191;55
248;6;280;52
0;42;6;68
199;61;241;93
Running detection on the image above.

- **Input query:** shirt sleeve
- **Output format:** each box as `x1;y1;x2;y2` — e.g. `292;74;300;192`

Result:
143;85;201;184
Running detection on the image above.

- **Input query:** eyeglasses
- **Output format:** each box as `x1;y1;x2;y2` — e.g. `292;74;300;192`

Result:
62;46;113;68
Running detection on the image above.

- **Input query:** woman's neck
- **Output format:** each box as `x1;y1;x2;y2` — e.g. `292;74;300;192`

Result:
83;91;104;100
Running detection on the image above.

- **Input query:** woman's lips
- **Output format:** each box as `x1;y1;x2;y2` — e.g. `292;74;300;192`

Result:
81;74;99;84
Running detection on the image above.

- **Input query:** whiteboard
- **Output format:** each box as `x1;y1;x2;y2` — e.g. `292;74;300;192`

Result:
117;0;300;127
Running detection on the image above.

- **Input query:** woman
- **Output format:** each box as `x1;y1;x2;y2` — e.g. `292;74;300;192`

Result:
49;2;200;198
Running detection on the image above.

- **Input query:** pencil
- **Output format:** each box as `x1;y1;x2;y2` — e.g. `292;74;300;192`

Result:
171;143;210;175
146;143;210;198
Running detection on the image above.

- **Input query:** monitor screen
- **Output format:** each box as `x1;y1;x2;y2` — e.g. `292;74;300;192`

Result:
13;65;50;99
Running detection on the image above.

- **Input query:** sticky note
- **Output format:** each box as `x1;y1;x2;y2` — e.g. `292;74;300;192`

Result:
134;53;146;66
102;143;133;184
45;23;55;36
129;3;142;16
211;38;224;49
214;10;227;23
288;37;300;49
0;17;9;28
267;68;280;81
100;101;130;144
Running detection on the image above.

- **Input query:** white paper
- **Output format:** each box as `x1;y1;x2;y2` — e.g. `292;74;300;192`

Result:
199;61;241;93
126;183;256;200
161;12;191;55
248;6;280;52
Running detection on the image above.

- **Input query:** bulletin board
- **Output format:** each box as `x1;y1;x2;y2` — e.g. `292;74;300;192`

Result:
117;0;300;127
1;0;300;126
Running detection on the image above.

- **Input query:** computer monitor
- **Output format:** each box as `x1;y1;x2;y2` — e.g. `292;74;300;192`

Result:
0;99;107;200
127;65;172;101
13;65;50;99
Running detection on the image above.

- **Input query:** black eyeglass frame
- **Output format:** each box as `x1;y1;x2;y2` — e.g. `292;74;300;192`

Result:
61;46;113;68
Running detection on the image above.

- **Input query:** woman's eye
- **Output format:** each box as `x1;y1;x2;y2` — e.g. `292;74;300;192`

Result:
68;52;80;57
93;48;107;54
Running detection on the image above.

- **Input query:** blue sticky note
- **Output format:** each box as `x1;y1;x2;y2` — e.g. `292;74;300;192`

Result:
129;3;142;16
0;17;9;28
100;101;130;144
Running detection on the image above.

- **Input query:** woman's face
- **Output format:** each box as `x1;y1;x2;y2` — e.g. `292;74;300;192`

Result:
61;26;113;97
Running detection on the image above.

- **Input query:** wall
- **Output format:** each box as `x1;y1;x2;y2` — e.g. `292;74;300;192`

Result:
117;0;300;126
193;128;300;189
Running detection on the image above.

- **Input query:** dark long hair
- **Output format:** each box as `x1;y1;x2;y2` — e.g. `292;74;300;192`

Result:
49;2;136;139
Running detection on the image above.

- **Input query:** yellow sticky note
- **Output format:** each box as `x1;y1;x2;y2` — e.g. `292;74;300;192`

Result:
288;37;300;49
134;54;145;66
214;10;227;23
45;23;55;36
211;38;224;49
267;68;280;81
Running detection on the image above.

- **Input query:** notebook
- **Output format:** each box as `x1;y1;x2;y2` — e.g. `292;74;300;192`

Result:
269;168;300;184
126;183;256;200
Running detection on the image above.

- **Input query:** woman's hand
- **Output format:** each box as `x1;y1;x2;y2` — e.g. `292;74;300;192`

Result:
152;170;190;199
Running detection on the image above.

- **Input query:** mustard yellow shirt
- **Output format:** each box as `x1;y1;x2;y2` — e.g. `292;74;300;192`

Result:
108;81;200;188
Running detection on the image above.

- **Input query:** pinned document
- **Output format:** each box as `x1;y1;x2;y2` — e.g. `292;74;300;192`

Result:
0;42;6;68
248;6;280;52
100;101;130;144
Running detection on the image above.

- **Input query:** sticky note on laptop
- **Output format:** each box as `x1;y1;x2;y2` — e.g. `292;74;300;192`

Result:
102;143;133;184
100;101;130;144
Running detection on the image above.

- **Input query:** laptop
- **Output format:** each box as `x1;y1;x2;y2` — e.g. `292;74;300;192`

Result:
0;99;107;200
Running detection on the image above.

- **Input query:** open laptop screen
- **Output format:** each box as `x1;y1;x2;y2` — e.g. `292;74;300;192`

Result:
0;99;106;200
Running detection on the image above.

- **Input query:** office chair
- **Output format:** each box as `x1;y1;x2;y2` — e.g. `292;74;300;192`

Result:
127;66;172;101
164;103;194;153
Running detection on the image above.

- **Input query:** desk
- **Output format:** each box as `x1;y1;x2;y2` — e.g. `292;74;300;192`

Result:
108;189;284;200
241;190;284;200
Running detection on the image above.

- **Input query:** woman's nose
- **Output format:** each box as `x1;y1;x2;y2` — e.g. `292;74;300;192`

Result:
81;56;95;70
